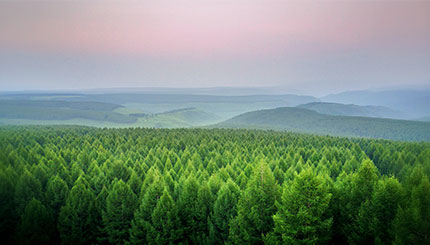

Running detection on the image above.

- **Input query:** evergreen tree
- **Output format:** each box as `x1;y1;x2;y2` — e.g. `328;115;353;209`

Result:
58;182;99;244
394;175;430;244
149;188;180;244
129;176;164;244
14;170;43;214
228;160;280;244
177;174;206;243
0;170;18;244
268;167;332;244
210;179;240;244
103;179;138;244
17;199;55;245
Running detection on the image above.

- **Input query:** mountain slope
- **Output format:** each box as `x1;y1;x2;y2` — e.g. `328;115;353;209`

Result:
213;107;430;141
321;89;430;119
0;100;137;123
296;102;405;119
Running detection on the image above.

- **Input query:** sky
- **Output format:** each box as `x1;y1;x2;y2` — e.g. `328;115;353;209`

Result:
0;0;429;95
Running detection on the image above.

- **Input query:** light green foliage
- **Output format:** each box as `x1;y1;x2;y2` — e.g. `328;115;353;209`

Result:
228;160;280;244
210;179;240;244
0;126;429;244
269;167;332;244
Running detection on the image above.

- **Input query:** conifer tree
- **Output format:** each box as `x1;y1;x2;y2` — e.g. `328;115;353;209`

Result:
177;174;205;243
210;179;240;244
17;198;55;245
14;169;43;214
58;182;99;244
228;160;280;244
394;175;430;244
269;167;332;244
103;179;138;244
129;176;164;244
149;188;180;244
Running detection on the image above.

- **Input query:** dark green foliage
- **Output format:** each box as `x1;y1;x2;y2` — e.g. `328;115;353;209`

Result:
103;179;138;244
0;126;429;244
394;175;430;244
129;175;165;244
17;199;55;245
58;182;99;244
0;170;18;244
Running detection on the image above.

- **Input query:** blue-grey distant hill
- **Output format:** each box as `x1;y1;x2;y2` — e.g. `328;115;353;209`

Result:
213;107;430;142
296;102;406;119
321;89;430;119
0;100;137;123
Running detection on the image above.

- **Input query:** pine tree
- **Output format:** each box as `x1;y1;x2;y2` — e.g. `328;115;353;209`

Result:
269;167;332;244
177;174;205;243
45;175;69;243
17;198;55;245
394;175;430;244
58;182;99;244
210;179;240;244
228;160;280;244
129;176;164;244
0;169;18;244
103;179;138;244
149;188;180;244
45;175;69;218
14;170;43;214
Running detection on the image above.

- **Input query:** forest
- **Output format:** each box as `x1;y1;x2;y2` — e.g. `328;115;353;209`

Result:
0;126;429;244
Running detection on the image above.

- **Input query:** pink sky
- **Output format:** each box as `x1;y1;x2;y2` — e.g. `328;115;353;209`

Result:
0;0;429;92
2;1;428;57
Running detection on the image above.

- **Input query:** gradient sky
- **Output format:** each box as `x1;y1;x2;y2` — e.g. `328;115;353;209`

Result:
0;0;429;95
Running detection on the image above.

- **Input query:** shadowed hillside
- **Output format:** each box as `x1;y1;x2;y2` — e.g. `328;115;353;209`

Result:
213;107;430;141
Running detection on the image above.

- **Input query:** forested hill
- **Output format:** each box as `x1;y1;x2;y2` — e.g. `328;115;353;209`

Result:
213;107;430;142
321;89;430;119
0;100;137;123
296;102;405;119
0;126;429;244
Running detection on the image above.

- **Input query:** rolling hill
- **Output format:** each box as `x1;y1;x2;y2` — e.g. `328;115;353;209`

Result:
0;100;137;123
321;89;430;119
296;102;405;119
213;107;430;141
1;92;319;121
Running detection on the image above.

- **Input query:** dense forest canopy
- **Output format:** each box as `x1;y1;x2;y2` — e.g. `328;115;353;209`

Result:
1;126;429;244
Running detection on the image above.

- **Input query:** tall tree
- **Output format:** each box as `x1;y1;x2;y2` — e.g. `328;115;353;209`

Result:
17;199;55;245
176;174;206;244
268;167;332;244
210;179;240;244
149;188;180;244
394;175;430;244
58;182;99;244
129;176;164;244
228;160;280;244
103;179;138;244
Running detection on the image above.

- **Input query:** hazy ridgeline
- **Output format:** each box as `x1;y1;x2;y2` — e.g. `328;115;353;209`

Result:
1;126;429;244
1;89;430;142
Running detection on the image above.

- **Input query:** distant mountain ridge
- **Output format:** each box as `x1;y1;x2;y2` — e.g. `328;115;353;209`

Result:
213;107;430;142
296;102;406;119
321;89;430;119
